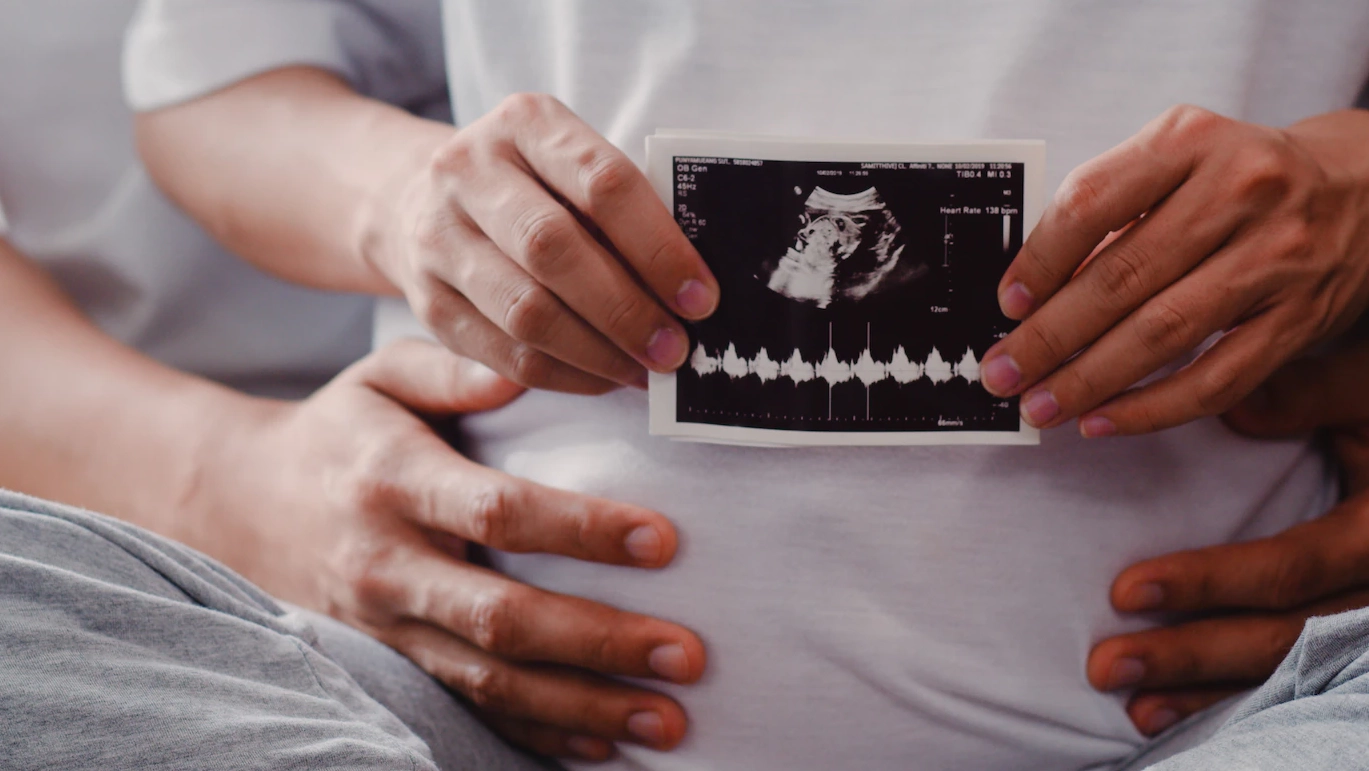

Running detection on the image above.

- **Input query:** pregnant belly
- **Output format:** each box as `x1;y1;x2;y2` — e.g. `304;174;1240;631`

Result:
464;389;1331;771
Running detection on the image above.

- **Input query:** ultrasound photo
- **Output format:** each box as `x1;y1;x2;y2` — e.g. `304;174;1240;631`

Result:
647;133;1045;446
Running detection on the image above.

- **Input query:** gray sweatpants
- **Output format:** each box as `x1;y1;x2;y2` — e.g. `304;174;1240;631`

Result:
4;488;1369;770
0;489;548;771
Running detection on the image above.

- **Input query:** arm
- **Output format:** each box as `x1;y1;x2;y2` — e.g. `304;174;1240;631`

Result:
135;67;446;296
0;238;701;758
137;66;719;395
0;236;252;544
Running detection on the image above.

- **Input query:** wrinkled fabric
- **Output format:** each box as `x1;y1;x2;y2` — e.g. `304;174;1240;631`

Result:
0;489;546;771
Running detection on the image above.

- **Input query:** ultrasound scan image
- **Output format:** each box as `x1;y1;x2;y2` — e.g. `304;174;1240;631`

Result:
762;186;926;308
669;155;1027;435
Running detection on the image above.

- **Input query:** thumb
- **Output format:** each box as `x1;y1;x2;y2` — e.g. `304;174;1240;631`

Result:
355;338;526;415
1223;341;1369;437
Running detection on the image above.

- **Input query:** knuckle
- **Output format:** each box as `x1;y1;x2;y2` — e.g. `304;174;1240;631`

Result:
579;149;637;209
1092;245;1152;302
570;507;602;557
496;91;556;123
641;232;684;275
1056;363;1106;404
505;344;556;388
1230;144;1292;202
601;291;653;342
411;203;461;259
428;135;477;178
1133;300;1195;359
1055;169;1107;229
412;282;463;332
462;663;513;712
1265;551;1324;610
1269;218;1314;261
468;587;524;655
1021;318;1071;363
500;282;558;345
1014;243;1054;284
345;441;409;515
1128;396;1170;436
1192;360;1245;416
1169;643;1205;683
590;625;626;671
341;540;404;608
513;209;580;277
467;482;518;547
1160;104;1222;143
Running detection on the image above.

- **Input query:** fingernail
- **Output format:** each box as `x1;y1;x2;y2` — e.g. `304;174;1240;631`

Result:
1000;281;1035;319
1146;708;1180;735
1108;657;1146;689
648;643;690;682
981;355;1022;395
625;526;662;564
1126;582;1165;611
676;279;717;318
627;711;665;745
646;327;687;369
566;736;611;760
1079;415;1117;439
1021;389;1060;426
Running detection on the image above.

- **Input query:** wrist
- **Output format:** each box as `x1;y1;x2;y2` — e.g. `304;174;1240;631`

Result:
169;381;291;566
352;111;456;298
1287;109;1369;197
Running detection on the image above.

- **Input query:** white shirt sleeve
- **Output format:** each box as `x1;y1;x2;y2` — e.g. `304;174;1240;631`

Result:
123;0;447;116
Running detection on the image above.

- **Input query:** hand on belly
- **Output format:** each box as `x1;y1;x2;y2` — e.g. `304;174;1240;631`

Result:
1092;340;1369;735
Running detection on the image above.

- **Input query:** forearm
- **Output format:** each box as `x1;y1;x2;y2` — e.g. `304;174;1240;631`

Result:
135;66;453;295
0;240;270;548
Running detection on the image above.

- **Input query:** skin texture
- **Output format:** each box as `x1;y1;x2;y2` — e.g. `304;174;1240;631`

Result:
1092;340;1369;736
0;236;705;761
980;105;1369;437
137;67;719;395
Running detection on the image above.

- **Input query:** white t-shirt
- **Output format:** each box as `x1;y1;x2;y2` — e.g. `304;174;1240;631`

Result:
126;2;1361;769
0;0;373;398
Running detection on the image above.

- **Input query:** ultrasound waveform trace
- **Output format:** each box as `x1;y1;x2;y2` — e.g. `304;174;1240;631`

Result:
688;330;982;389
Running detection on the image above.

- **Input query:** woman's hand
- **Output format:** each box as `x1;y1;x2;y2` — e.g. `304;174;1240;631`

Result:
1089;340;1369;736
370;93;719;395
201;340;705;761
979;106;1369;436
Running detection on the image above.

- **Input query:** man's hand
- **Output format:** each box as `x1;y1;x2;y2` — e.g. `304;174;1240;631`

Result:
1088;341;1369;736
979;105;1369;436
373;93;719;394
204;340;705;761
139;72;720;396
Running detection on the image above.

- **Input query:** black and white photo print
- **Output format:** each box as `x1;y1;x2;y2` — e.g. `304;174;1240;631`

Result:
647;133;1045;446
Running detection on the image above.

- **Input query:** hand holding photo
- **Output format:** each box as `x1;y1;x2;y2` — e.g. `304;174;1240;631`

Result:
648;132;1045;447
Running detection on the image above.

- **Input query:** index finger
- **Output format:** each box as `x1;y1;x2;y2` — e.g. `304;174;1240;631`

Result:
502;94;720;320
1109;496;1369;614
389;552;705;684
997;105;1211;319
395;437;678;568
